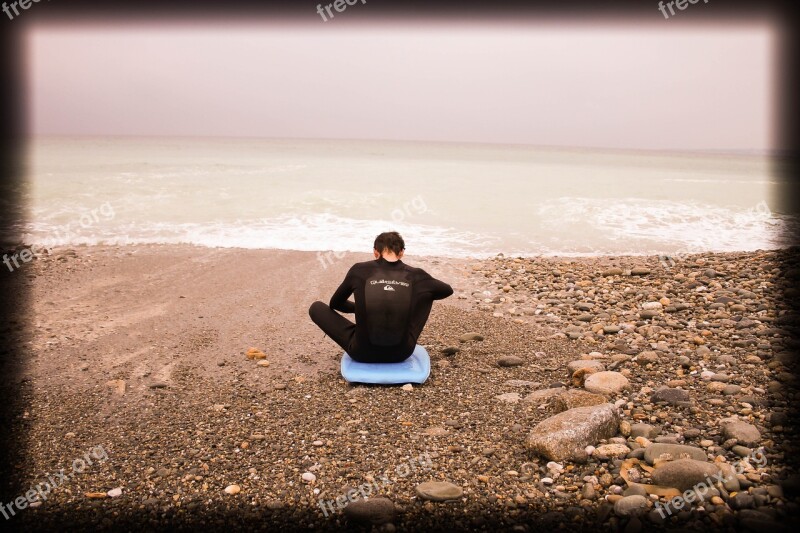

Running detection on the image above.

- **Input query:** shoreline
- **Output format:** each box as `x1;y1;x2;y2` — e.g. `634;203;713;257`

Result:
6;240;795;262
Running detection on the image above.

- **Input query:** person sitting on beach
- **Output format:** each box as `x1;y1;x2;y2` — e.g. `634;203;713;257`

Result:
309;231;453;363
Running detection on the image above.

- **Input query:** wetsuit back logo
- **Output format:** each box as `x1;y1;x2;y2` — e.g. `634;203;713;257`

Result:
365;272;413;346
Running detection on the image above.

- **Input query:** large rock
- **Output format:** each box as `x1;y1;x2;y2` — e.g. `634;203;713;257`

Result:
527;404;620;462
415;481;463;501
584;372;630;395
721;420;761;447
644;443;707;465
650;459;720;491
343;497;395;525
550;389;607;412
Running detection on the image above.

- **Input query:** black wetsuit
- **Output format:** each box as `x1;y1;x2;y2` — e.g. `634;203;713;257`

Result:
309;257;453;363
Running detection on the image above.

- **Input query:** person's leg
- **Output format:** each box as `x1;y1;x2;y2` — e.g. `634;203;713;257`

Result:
309;301;356;353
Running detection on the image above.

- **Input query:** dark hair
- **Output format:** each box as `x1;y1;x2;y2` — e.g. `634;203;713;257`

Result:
374;231;405;256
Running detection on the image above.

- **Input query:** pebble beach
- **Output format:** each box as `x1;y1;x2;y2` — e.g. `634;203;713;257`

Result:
4;244;800;531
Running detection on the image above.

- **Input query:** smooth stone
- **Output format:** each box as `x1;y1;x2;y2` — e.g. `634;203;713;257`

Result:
636;351;660;364
770;412;789;427
723;384;742;395
343;497;395;525
644;443;707;465
594;443;631;460
523;388;565;405
683;428;701;440
224;484;241;495
602;268;624;277
415;481;463;501
650;459;720;491
584;372;630;395
497;356;525;367
732;445;753;458
721;420;761;447
631;267;651;276
614;495;649;517
527;404;620;462
622;484;648;497
550;389;607;412
459;333;484;342
495;392;522;404
631;424;660;439
730;493;755;509
628;448;646;460
567;359;605;375
650;388;690;405
441;346;460;356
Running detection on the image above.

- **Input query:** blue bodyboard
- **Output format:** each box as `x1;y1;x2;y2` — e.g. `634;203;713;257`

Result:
340;345;430;385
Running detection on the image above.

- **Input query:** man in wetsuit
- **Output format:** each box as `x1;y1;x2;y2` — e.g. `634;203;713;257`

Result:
309;231;453;363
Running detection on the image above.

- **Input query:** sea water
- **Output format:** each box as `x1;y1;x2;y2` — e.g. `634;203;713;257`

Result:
20;136;795;258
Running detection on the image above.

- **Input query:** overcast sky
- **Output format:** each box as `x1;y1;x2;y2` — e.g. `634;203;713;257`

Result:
26;20;776;151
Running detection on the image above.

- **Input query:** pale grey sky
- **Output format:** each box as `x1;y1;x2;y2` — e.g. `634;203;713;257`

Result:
26;21;777;151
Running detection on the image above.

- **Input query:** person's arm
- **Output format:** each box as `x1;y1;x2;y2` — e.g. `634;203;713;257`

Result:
417;271;454;301
329;269;356;313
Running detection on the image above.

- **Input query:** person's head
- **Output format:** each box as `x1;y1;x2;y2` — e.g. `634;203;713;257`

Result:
373;231;405;261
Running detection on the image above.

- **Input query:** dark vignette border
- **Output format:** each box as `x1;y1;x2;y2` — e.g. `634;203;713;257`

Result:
0;0;798;531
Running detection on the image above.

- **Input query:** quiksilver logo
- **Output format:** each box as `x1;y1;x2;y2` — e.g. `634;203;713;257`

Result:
370;279;410;287
383;285;395;291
